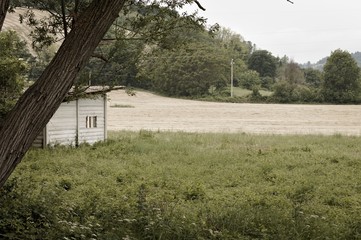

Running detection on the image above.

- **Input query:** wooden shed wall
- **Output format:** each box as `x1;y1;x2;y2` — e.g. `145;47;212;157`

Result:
32;94;106;148
46;101;77;146
78;97;106;145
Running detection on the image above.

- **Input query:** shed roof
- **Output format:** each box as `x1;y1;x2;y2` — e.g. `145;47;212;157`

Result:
64;86;125;101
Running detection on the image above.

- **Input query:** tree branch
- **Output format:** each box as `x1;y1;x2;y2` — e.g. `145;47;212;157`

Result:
61;0;68;37
64;86;125;101
194;0;205;11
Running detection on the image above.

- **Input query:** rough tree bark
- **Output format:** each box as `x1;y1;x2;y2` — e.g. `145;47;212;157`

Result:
0;0;127;188
0;0;10;31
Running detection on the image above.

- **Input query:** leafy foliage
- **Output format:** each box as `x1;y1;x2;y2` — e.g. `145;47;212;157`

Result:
11;0;214;98
278;60;305;85
138;26;255;97
238;69;260;90
272;58;321;103
79;39;144;87
272;81;318;103
0;30;29;126
322;49;361;103
248;50;277;79
13;0;207;50
74;1;209;89
304;68;322;88
214;27;253;62
139;37;229;96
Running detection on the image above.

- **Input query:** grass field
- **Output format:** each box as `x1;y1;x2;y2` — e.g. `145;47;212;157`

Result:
1;131;361;239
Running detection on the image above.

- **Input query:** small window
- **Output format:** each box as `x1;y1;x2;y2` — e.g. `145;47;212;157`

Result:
93;116;97;128
86;116;98;128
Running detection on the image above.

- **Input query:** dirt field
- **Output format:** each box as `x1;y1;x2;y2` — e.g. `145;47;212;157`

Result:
107;90;361;136
3;8;51;56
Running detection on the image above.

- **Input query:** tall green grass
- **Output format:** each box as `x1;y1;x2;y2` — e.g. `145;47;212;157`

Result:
1;131;361;239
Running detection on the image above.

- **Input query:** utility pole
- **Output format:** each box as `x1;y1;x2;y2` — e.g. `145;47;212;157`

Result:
231;59;234;97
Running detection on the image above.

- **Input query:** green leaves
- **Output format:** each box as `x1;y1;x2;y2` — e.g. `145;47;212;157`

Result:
322;49;361;103
140;40;229;96
138;26;257;97
0;30;29;125
248;50;277;79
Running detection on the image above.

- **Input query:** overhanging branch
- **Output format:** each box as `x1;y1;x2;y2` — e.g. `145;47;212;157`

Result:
194;0;205;11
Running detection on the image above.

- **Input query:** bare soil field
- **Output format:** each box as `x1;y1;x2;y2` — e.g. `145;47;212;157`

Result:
3;8;50;56
107;90;361;135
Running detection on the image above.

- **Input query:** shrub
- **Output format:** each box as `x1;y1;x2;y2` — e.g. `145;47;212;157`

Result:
272;81;319;103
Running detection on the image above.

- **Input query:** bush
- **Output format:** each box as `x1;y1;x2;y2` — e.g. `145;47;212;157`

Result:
292;85;318;103
239;70;261;90
271;80;294;103
260;76;275;90
272;81;320;103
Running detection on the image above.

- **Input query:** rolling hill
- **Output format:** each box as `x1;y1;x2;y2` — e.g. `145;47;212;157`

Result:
3;8;57;56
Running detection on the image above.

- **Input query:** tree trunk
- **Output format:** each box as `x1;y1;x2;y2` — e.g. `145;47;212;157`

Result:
0;0;10;31
0;0;127;188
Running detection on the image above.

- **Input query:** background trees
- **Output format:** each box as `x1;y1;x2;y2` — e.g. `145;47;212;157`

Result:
139;41;228;96
272;56;320;103
0;30;30;126
137;26;255;97
248;50;277;78
14;0;208;90
248;50;277;89
138;28;227;96
304;68;322;88
238;70;260;90
322;49;361;103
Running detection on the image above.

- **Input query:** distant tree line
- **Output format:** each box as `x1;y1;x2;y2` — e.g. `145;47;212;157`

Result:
1;8;361;112
272;50;361;104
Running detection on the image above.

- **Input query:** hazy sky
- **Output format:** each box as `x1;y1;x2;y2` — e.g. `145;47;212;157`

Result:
186;0;361;63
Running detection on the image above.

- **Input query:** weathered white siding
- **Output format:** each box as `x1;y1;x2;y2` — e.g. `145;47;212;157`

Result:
78;97;105;145
46;101;77;146
32;94;107;148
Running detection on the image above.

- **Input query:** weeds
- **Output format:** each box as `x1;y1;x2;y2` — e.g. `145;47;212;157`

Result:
1;131;361;239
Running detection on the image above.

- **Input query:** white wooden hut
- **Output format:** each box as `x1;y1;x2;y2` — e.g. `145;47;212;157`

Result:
33;87;120;148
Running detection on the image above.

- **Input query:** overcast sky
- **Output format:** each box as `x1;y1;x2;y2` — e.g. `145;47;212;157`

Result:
186;0;361;63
